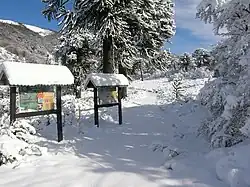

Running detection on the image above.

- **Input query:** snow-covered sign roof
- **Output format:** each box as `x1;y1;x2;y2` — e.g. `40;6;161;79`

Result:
84;73;129;88
0;61;74;86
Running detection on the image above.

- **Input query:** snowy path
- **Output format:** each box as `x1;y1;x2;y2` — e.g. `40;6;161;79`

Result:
0;79;227;187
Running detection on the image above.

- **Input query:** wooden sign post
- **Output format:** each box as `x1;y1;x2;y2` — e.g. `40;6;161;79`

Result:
9;86;63;142
84;73;129;127
93;87;123;127
0;61;74;142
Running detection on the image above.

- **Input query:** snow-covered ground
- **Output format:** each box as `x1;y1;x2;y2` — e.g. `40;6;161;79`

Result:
0;77;250;187
0;19;54;36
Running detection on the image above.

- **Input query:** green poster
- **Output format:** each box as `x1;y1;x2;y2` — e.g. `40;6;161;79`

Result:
19;86;54;112
20;92;38;111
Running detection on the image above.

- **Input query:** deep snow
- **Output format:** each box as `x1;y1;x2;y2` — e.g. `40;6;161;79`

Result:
0;77;249;187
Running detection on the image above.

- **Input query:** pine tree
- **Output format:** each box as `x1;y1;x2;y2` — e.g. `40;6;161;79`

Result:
55;28;99;97
145;50;172;73
42;0;176;73
172;79;184;101
179;53;194;72
197;0;250;147
192;48;213;68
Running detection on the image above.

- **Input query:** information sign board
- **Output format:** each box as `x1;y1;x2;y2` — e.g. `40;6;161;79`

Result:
18;86;55;112
98;87;118;105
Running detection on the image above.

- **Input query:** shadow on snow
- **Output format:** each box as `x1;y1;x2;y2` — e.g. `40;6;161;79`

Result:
34;100;224;187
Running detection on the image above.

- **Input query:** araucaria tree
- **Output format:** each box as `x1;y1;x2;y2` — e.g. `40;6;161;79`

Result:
179;53;194;72
192;48;214;68
42;0;176;74
55;28;99;97
197;0;250;147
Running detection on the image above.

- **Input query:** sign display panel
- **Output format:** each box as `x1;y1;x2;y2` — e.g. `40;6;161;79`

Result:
18;86;55;112
98;87;118;105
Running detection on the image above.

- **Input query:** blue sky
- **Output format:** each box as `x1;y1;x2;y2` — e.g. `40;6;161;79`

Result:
0;0;59;30
0;0;218;54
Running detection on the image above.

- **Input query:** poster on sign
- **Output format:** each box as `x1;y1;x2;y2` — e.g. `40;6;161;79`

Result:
98;87;118;105
18;86;55;112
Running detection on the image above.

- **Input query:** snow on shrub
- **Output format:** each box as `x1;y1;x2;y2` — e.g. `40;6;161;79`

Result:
163;146;181;161
62;95;76;126
0;87;96;166
198;75;250;147
164;157;188;171
0;86;9;118
196;0;250;148
155;77;209;107
144;67;213;81
61;91;94;126
0;114;47;166
167;67;213;81
149;141;166;152
240;117;250;137
149;141;182;161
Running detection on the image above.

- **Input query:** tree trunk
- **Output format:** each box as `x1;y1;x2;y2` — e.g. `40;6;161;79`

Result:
103;36;114;73
72;80;80;98
102;36;115;103
118;64;128;99
74;85;81;98
140;61;144;81
75;49;83;98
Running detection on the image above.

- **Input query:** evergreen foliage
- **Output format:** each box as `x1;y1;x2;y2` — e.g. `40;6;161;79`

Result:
192;48;214;68
42;0;176;74
197;0;250;147
179;53;194;72
172;79;184;101
55;28;99;97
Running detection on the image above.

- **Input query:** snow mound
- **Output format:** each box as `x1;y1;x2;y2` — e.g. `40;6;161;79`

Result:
214;144;250;187
0;115;48;166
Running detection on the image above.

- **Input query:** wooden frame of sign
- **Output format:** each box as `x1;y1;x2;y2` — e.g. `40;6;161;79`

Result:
93;86;122;127
0;61;75;142
84;73;129;127
10;86;63;142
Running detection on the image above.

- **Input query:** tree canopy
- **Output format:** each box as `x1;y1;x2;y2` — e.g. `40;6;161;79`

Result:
42;0;176;73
